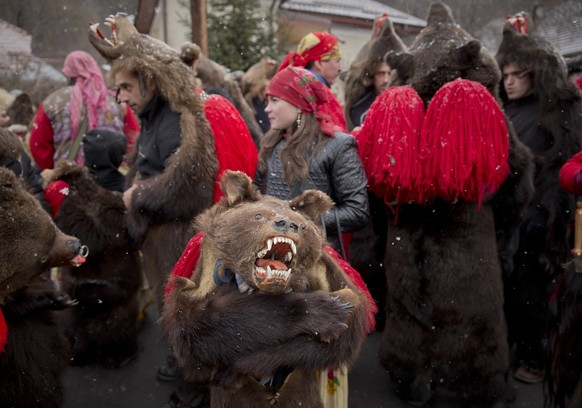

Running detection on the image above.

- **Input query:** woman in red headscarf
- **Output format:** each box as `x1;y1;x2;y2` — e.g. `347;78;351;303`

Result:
29;50;139;170
254;66;368;254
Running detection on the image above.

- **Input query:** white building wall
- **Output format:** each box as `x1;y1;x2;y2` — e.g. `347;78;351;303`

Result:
150;0;190;49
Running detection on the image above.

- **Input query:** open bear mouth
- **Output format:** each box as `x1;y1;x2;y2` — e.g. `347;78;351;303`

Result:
254;236;297;286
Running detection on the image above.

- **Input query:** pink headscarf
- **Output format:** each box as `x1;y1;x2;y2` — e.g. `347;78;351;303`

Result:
62;51;109;139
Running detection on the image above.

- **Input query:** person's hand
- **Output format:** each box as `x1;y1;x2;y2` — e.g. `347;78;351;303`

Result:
123;183;138;209
40;168;55;187
0;111;10;127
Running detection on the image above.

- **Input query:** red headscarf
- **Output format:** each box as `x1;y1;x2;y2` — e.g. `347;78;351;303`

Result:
278;32;340;72
266;67;337;136
62;51;109;145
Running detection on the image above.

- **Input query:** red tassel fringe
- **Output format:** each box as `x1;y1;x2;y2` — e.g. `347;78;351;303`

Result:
325;246;378;332
419;79;509;203
356;79;509;206
203;94;258;203
356;85;425;204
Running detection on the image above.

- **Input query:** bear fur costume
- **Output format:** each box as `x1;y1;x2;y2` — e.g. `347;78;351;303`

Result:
89;15;219;309
45;160;143;368
162;171;374;408
370;2;535;406
0;167;84;408
0;275;74;408
0;167;82;304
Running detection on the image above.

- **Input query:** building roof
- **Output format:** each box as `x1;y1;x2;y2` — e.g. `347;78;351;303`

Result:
280;0;426;28
0;19;32;68
478;0;582;57
536;0;582;56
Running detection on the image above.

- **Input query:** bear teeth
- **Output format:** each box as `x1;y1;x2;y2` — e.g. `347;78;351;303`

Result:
257;237;297;260
255;265;292;283
265;237;297;255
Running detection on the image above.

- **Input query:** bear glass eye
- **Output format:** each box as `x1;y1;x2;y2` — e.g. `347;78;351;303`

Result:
255;214;262;220
300;222;307;229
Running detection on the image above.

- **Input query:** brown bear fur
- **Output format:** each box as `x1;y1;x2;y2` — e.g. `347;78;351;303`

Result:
46;160;143;368
162;171;372;408
0;167;82;408
0;167;81;303
408;2;501;105
379;200;510;405
0;275;72;408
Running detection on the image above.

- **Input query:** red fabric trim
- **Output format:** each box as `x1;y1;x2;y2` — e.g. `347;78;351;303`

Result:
165;232;205;297
203;94;258;202
0;308;6;353
560;151;582;195
29;103;55;170
123;104;140;154
324;246;378;332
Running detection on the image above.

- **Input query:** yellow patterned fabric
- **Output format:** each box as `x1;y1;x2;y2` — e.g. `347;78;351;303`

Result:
318;366;348;408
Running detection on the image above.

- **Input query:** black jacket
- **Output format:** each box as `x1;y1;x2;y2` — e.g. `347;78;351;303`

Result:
504;94;553;155
254;132;369;251
348;88;376;130
137;95;182;179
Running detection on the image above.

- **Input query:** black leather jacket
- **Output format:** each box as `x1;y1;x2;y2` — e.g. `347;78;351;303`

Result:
254;131;369;251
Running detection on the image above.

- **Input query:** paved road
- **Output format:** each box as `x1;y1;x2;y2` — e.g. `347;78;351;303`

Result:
63;308;544;408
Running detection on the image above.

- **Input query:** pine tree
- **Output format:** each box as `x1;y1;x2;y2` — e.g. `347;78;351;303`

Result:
207;0;281;71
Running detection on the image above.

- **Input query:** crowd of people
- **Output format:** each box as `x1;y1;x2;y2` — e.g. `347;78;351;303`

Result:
1;4;582;408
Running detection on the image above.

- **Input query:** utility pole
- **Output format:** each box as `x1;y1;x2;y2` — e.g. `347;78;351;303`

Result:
135;0;160;34
191;0;208;56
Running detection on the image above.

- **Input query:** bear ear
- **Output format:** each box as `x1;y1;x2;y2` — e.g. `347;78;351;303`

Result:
289;190;334;222
220;170;261;206
457;40;481;66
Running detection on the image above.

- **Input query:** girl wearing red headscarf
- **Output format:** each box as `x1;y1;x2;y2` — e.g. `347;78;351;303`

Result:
29;50;139;170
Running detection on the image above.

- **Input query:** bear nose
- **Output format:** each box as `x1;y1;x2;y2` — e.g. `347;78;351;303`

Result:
66;238;82;255
272;219;299;232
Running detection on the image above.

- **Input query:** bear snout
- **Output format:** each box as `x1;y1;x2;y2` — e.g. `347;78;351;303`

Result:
66;238;82;255
272;219;298;233
47;230;84;266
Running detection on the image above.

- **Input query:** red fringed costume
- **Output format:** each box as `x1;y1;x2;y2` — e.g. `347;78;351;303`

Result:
356;79;509;207
201;92;258;203
355;85;425;204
